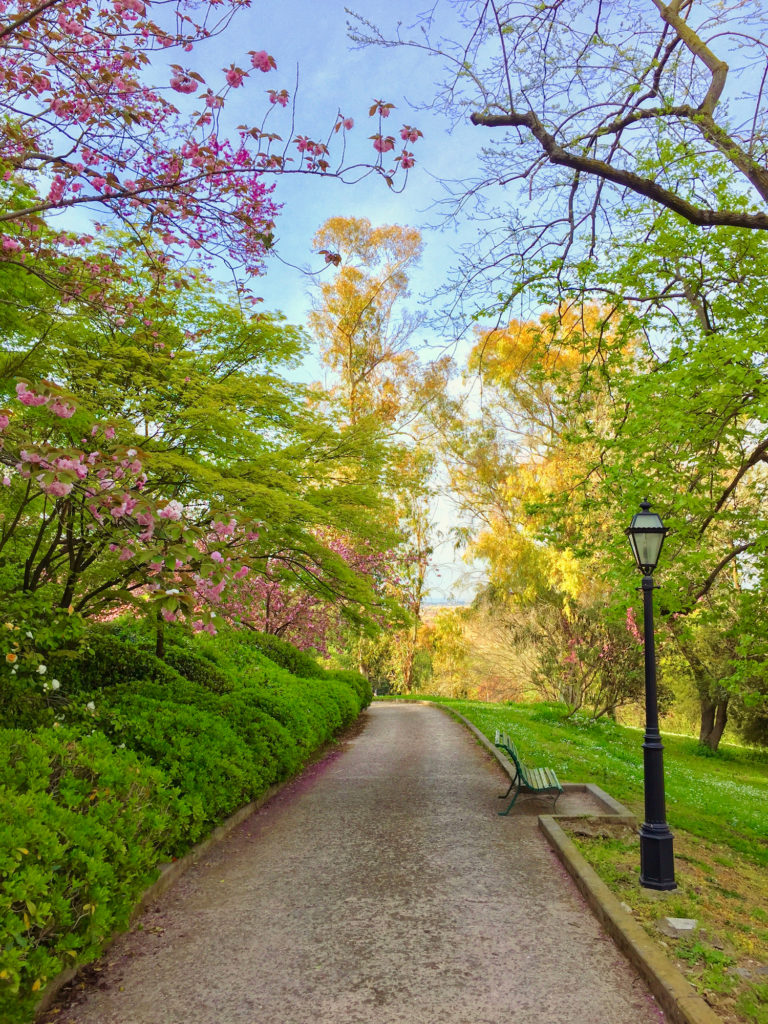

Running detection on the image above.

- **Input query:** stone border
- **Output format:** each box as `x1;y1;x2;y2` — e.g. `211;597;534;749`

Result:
540;816;722;1024
421;700;723;1024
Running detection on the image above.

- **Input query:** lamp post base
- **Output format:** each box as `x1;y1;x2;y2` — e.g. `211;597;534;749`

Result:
639;824;676;890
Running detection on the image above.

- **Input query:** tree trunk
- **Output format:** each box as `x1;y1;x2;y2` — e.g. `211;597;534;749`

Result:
699;694;729;750
155;609;165;659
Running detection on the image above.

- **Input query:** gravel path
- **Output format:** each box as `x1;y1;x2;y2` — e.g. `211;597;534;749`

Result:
50;702;665;1024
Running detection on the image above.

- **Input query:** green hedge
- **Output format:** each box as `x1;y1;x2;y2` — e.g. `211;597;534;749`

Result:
0;625;371;1022
0;728;183;1020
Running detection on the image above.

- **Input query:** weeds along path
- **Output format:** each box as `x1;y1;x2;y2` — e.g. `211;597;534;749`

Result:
49;703;663;1024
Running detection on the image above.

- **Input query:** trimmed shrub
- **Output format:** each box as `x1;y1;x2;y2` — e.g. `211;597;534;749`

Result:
162;644;234;694
0;728;182;1020
50;633;179;693
91;694;262;845
1;625;370;1022
326;668;373;708
229;630;326;678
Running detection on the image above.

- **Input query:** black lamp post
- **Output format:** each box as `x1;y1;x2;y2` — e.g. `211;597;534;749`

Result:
625;499;676;891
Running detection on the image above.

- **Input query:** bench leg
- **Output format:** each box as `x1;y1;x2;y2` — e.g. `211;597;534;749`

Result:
498;779;516;800
498;782;522;816
498;766;520;801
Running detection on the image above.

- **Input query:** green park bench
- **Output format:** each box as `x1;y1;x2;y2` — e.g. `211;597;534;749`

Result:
494;730;563;816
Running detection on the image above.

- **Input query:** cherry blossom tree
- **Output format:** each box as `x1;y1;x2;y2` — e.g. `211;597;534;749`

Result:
0;0;422;278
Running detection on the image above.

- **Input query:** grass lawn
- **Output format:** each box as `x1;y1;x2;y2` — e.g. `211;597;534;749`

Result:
381;696;768;1024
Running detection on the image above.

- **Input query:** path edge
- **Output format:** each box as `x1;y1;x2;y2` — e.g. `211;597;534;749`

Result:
35;716;366;1018
410;699;723;1024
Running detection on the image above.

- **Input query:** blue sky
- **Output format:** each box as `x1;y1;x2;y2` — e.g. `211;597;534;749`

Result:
196;1;481;331
190;1;490;600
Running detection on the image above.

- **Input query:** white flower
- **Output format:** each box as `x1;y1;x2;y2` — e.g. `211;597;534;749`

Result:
86;700;96;711
26;631;33;639
165;588;180;595
51;679;61;691
37;664;47;674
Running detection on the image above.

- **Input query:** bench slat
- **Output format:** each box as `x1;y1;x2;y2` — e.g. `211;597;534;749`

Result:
494;732;562;793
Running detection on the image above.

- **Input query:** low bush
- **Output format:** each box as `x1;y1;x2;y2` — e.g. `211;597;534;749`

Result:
50;632;179;694
230;630;326;678
0;728;182;1021
1;624;371;1021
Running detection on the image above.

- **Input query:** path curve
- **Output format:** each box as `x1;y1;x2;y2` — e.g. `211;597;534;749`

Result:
50;703;664;1024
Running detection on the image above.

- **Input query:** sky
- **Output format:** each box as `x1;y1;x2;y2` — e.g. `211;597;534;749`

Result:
191;0;493;601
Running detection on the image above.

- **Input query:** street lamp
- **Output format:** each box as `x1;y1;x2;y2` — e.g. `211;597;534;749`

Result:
626;499;676;891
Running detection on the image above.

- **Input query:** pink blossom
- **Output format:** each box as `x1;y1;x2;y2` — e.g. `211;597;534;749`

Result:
160;607;178;622
2;235;21;251
158;499;183;521
342;117;354;130
268;89;289;107
46;480;73;497
16;382;48;407
118;546;133;561
49;398;76;419
250;50;275;72
372;135;395;153
104;426;115;440
170;72;197;95
212;518;235;539
399;151;415;169
2;476;10;487
234;566;249;580
210;550;224;563
225;67;245;88
0;414;9;430
626;608;643;645
400;126;422;143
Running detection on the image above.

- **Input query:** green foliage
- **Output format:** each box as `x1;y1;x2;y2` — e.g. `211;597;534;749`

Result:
0;626;368;1020
0;728;182;1018
91;692;260;845
0;594;86;729
326;667;373;708
235;630;326;678
49;632;180;696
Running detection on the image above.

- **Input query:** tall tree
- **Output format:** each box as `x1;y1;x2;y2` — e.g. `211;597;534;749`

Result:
352;0;768;271
309;216;424;425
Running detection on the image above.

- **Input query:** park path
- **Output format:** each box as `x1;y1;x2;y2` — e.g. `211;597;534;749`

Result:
50;703;664;1024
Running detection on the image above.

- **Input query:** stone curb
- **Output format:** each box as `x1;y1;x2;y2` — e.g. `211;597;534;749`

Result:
35;725;356;1018
413;699;723;1024
539;816;722;1024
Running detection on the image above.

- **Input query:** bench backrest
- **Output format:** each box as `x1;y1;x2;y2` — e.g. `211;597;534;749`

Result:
495;731;532;783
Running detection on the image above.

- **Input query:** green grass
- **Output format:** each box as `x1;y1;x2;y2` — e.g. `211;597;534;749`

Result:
382;696;768;867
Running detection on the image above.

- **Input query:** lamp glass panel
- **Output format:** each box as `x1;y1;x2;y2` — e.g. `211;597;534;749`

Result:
636;530;664;568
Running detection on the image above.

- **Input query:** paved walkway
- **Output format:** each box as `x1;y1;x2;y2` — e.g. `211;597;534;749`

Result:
50;703;664;1024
